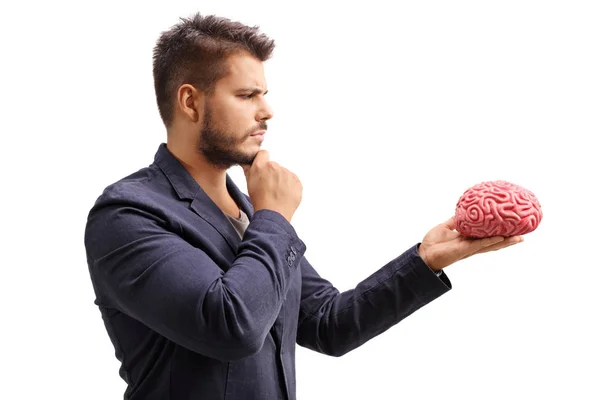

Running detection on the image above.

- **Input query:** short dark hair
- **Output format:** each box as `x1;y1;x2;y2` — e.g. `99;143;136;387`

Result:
152;13;276;127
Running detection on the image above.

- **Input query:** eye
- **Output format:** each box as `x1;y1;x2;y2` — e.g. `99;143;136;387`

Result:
239;94;253;99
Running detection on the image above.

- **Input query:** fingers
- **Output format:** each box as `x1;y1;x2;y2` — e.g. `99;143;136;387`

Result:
242;150;270;175
462;234;524;260
254;149;270;165
473;235;524;255
481;235;507;247
461;235;505;258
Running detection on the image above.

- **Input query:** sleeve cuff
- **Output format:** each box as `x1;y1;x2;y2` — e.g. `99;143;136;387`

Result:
409;243;452;294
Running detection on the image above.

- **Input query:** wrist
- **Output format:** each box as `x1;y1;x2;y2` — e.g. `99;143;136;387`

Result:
418;243;439;272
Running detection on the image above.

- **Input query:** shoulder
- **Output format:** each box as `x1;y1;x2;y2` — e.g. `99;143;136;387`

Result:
92;164;170;209
84;164;179;253
84;163;180;238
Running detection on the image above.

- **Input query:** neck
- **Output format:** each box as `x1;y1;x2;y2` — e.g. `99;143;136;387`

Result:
166;137;230;202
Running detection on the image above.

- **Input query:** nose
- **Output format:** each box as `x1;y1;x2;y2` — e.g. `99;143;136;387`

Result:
257;99;274;121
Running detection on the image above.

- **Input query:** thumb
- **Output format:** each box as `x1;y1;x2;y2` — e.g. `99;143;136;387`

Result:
443;216;456;230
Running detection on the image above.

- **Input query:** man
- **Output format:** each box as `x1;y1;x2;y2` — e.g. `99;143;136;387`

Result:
84;13;523;400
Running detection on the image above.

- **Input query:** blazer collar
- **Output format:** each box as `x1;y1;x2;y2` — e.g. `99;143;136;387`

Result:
153;143;255;253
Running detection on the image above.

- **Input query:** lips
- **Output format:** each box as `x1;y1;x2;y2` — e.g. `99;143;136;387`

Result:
250;130;266;137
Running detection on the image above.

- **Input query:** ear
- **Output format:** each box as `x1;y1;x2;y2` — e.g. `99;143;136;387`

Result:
177;84;204;124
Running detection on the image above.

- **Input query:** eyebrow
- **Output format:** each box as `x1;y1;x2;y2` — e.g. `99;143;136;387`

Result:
236;87;268;96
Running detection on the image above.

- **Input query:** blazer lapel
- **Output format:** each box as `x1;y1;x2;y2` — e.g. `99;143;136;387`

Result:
226;173;255;220
190;175;254;254
153;143;255;255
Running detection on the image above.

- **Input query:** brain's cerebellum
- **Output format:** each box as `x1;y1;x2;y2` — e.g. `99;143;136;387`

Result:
454;180;543;238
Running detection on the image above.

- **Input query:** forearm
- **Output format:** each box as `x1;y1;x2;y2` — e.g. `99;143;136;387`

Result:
202;210;305;351
296;244;451;357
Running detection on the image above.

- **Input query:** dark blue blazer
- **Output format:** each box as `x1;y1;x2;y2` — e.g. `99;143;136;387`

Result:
84;143;452;399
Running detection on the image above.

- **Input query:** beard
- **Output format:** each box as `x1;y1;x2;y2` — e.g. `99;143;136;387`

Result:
196;105;266;170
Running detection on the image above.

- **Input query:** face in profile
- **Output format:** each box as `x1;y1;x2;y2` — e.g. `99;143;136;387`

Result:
196;52;273;169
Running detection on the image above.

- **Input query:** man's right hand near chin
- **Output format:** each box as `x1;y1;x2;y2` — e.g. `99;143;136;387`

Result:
241;150;303;223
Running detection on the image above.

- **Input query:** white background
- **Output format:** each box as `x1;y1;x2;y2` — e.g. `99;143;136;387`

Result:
1;0;599;399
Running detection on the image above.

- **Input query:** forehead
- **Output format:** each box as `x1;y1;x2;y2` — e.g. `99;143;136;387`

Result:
217;52;266;89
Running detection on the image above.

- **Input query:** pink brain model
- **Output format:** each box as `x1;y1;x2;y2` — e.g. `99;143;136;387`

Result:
454;180;542;238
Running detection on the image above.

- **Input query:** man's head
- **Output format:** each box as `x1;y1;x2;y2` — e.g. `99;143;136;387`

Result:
153;13;275;168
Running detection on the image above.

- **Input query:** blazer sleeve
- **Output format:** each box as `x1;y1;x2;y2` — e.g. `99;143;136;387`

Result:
295;244;451;357
84;196;306;362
